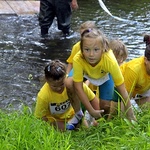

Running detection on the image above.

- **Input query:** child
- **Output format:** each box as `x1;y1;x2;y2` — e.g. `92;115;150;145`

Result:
67;21;98;95
66;28;136;122
67;21;99;127
109;39;128;66
34;59;102;131
120;34;150;109
66;21;97;74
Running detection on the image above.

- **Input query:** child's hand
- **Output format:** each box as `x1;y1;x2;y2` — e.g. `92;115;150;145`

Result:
127;115;137;122
91;109;104;120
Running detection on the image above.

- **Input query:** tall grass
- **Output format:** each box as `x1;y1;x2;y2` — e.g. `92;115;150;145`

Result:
0;105;150;150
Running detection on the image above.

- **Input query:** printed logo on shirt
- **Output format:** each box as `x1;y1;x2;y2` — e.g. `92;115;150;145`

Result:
101;70;106;73
49;100;71;114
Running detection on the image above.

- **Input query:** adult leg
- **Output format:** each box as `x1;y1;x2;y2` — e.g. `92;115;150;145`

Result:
39;0;55;37
55;0;72;35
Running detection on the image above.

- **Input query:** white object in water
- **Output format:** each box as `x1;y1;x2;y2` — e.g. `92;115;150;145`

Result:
98;0;129;22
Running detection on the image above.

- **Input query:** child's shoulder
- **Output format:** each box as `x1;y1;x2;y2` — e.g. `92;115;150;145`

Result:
73;41;80;47
126;56;144;65
121;56;144;70
103;49;115;58
39;83;51;95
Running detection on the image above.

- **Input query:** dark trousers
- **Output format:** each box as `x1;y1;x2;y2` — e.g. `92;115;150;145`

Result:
39;0;72;34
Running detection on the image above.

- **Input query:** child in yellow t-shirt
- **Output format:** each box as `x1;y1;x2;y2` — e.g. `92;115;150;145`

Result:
34;59;101;131
66;28;136;121
120;34;150;109
66;21;99;127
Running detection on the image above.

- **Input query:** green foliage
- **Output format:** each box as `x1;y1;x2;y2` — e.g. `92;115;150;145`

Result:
0;106;150;150
0;108;71;150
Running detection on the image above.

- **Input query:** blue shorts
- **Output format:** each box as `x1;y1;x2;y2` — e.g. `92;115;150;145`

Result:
68;69;114;101
68;69;73;77
112;88;121;102
99;74;114;101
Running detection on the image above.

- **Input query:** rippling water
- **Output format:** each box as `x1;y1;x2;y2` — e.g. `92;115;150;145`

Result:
0;0;150;111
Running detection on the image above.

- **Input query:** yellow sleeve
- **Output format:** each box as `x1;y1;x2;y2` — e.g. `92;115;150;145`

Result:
110;63;124;86
73;53;84;82
103;50;124;86
83;83;95;101
67;41;80;63
34;94;50;119
123;66;137;95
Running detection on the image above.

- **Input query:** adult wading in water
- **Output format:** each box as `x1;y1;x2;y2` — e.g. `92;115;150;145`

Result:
39;0;78;38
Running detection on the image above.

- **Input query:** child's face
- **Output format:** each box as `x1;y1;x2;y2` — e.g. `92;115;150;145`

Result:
115;55;124;65
47;77;65;94
82;37;103;66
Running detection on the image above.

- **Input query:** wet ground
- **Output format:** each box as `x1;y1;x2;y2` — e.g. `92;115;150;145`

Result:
0;0;150;111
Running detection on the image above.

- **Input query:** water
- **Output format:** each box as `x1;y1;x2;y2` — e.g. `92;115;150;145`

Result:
0;0;150;111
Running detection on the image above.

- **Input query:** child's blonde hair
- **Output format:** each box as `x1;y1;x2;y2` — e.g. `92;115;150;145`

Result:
79;21;96;34
80;28;109;53
109;39;128;63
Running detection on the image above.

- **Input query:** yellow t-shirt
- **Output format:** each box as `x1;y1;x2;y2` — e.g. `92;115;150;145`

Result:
34;82;95;122
73;50;124;86
67;41;80;63
120;56;150;97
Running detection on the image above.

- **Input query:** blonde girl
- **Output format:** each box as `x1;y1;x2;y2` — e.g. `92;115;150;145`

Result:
66;28;136;121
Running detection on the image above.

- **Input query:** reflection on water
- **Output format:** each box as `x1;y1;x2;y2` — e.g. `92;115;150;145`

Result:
0;0;150;111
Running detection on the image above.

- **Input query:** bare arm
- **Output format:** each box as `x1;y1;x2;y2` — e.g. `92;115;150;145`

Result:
116;83;136;121
74;81;102;119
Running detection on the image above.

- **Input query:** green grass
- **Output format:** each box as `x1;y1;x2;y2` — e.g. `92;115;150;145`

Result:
0;106;150;150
